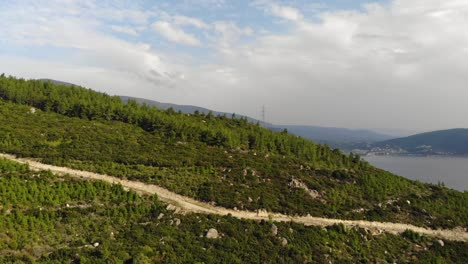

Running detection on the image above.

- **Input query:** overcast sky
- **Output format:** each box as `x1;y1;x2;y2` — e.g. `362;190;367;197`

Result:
0;0;467;134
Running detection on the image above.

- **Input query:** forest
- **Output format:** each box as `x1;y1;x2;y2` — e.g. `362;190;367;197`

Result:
0;157;466;263
0;75;466;230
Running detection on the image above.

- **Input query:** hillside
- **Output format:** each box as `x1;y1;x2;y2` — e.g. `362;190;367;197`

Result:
1;158;466;263
371;129;468;155
0;75;466;261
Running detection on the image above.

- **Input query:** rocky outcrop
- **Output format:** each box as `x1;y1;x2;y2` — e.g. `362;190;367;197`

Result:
289;178;321;199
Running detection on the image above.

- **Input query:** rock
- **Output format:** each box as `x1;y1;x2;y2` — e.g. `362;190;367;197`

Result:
93;242;100;247
206;228;219;239
271;224;278;236
243;169;248;176
281;237;288;247
248;197;253;203
406;200;411;205
288;178;320;199
166;204;177;211
157;213;164;220
174;218;181;226
436;239;444;247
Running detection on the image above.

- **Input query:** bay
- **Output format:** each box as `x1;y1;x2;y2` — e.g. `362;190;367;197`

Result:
363;155;468;191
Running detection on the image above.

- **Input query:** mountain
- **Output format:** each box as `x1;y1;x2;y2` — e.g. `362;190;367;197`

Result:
120;96;394;148
360;129;468;156
0;75;467;262
120;95;262;123
38;78;77;87
271;125;393;147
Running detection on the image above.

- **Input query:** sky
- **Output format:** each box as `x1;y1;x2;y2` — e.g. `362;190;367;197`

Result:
0;0;467;135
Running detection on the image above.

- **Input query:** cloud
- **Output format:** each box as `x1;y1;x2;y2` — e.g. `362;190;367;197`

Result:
0;0;182;89
212;22;253;54
270;4;303;21
173;15;209;29
153;21;201;46
181;0;468;131
111;25;139;36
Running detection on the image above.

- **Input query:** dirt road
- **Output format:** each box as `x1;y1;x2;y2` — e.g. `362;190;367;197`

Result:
1;153;466;242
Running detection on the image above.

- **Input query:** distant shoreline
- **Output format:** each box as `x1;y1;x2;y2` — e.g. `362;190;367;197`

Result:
362;153;468;158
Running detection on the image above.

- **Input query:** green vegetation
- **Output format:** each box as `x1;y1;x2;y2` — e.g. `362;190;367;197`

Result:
0;158;466;263
0;75;466;230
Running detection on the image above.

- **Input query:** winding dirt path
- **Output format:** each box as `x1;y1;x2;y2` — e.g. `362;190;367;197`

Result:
1;153;466;242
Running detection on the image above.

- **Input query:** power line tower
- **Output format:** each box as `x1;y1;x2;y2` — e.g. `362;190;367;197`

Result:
262;105;266;127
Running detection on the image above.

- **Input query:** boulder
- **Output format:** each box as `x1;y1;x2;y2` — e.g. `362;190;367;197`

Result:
281;237;288;247
271;224;278;236
206;228;219;239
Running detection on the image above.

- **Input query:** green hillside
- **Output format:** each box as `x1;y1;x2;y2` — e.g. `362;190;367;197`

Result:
0;75;466;229
1;158;466;263
376;129;468;155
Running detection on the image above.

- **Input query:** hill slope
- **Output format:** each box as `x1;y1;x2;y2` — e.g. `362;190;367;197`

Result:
374;129;468;155
1;157;466;263
0;74;467;262
0;75;465;229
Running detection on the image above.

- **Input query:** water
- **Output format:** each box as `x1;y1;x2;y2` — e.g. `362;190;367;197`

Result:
363;156;468;191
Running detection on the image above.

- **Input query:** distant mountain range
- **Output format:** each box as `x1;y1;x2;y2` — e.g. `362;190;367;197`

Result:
120;95;394;148
358;128;468;156
39;79;77;86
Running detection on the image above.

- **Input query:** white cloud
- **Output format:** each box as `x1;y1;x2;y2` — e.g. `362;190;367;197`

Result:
213;21;253;54
183;0;468;131
111;25;139;36
0;1;183;89
270;4;303;21
173;15;209;29
153;21;201;46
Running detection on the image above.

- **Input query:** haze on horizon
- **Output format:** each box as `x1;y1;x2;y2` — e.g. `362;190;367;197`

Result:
0;0;466;135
